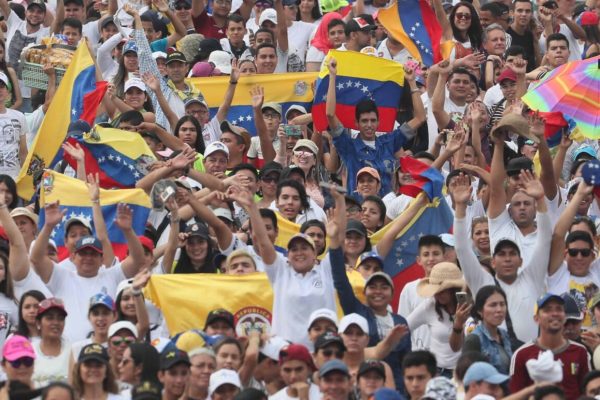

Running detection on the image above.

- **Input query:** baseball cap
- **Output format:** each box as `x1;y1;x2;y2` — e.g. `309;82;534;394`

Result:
463;361;509;386
78;343;109;364
261;102;282;116
338;313;369;335
124;78;147;93
574;145;597;161
89;293;115;311
205;141;230;158
287;233;316;250
319;359;350;377
364;272;394;289
191;61;221;77
357;359;385;379
535;293;565;312
166;51;187;65
314;331;345;351
492;238;521;256
279;344;316;370
346;15;376;33
139;235;155;252
184;96;209;109
308;308;338;330
152;51;167;61
319;0;348;12
439;233;455;248
131;381;161;400
10;207;38;225
108;320;138;338
75;236;103;254
356;166;380;181
209;369;241;395
505;156;533;176
160;348;191;370
213;207;234;222
205;308;235;329
67;120;91;136
293;139;318;155
37;298;68;318
259;8;277;26
2;335;36;362
561;292;583;320
198;38;223;59
259;161;283;179
123;41;139;55
185;222;210;240
0;72;9;87
27;0;46;11
285;105;308;120
100;16;116;29
208;51;233;75
372;388;403;400
221;120;251;149
346;219;367;237
497;68;517;83
260;335;289;360
580;10;599;26
356;251;383;269
175;330;207;352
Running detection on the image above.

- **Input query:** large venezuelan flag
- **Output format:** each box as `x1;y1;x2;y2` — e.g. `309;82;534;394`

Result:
38;170;151;261
146;271;367;335
397;156;445;200
63;126;156;189
190;73;317;136
16;41;105;200
377;0;449;67
370;196;453;311
312;50;404;132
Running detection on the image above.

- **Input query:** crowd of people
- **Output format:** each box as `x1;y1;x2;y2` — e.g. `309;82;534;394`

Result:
0;0;597;397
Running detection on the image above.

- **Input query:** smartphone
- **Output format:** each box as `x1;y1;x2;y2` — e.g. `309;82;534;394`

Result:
159;185;176;203
319;181;347;194
282;124;302;137
543;0;558;8
456;292;469;305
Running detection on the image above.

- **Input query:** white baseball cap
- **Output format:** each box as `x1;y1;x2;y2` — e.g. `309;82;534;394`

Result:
259;8;277;26
208;369;241;395
204;141;230;158
108;320;138;338
0;72;9;87
308;308;338;330
208;50;232;75
124;77;146;93
260;335;289;360
338;313;369;335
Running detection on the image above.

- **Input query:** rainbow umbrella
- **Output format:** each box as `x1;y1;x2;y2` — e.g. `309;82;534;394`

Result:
522;55;600;138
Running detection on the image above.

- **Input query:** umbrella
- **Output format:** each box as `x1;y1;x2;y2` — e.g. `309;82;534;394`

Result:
522;55;600;138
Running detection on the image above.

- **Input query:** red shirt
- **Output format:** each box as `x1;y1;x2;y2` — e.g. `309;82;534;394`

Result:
192;9;227;39
509;340;590;400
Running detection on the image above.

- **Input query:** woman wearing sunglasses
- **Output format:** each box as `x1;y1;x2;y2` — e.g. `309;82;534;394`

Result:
2;335;36;390
448;2;483;59
32;298;72;388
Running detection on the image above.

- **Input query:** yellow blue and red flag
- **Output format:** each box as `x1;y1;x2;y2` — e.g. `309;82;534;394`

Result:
190;73;317;136
312;50;404;132
370;196;453;311
377;0;445;67
16;41;107;200
38;170;151;261
63;126;156;189
397;156;445;200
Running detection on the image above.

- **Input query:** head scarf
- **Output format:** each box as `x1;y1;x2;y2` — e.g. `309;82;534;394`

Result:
310;12;343;54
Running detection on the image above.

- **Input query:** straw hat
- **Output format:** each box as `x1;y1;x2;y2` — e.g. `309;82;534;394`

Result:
416;262;465;297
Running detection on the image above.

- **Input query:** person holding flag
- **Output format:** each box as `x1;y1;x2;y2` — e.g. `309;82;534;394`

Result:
325;57;424;196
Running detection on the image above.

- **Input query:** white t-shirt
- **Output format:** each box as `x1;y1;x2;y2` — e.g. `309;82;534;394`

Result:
488;208;539;268
201;115;223;146
32;338;72;388
13;268;53;300
385;194;413;220
25;105;45;149
269;383;321;400
0;108;28;178
398;279;430;350
306;45;326;64
247;135;281;161
83;20;101;45
376;39;412;63
425;90;466;151
287;21;315;71
44;262;127;341
483;84;503;109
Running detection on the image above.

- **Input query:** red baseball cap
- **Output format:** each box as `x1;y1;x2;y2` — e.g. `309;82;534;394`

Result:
497;68;517;83
279;344;316;371
139;236;154;252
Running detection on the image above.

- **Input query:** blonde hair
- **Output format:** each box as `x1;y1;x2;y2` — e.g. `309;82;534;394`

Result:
225;250;257;273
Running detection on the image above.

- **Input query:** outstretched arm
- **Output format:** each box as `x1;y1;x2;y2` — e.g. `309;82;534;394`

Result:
215;61;240;122
117;204;146;278
250;86;276;164
325;57;342;131
487;130;508;219
86;173;116;267
30;202;65;283
403;65;426;131
0;198;30;281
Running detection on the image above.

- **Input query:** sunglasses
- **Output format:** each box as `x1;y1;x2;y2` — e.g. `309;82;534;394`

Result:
320;349;344;358
261;176;278;183
110;336;136;346
9;357;34;368
567;248;592;257
293;150;314;158
455;12;471;20
175;4;191;9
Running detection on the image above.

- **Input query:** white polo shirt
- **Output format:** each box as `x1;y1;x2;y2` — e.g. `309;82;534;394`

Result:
488;208;539;267
455;210;552;342
265;254;336;348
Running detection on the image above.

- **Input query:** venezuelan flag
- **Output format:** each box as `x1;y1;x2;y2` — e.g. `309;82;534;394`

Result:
38;170;151;261
190;73;317;136
312;50;404;133
16;41;106;200
377;0;450;67
63;126;156;189
397;156;445;200
146;271;366;335
370;196;453;311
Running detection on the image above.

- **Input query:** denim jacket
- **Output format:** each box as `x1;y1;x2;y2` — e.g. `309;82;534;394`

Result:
468;324;513;374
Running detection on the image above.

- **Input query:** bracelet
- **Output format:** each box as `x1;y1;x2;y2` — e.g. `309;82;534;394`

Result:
171;217;181;224
452;327;463;334
131;288;142;296
486;59;494;63
229;81;238;84
91;199;100;204
411;89;420;94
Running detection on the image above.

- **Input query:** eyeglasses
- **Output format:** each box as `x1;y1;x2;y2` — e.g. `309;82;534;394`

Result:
263;113;280;120
347;205;362;213
455;12;471;20
8;357;34;368
110;336;136;346
320;349;344;358
174;4;191;9
567;248;592;257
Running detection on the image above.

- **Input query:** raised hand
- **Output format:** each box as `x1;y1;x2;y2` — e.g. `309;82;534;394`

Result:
558;132;573;150
115;203;134;231
123;3;139;15
519;169;545;200
44;201;66;227
152;0;169;12
452;173;472;204
169;147;196;170
230;58;240;83
86;173;101;202
327;57;337;76
227;185;255;210
507;58;528;76
436;59;452;75
62;141;85;162
454;302;473;328
403;64;416;82
132;268;152;290
249;86;264;110
141;71;160;93
528;111;545;139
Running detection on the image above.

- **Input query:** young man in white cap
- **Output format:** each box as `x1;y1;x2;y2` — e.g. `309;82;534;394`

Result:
307;309;338;344
209;369;242;400
0;72;27;178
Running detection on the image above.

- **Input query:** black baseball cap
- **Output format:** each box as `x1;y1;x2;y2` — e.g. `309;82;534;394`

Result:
166;51;187;65
493;238;521;256
205;308;235;329
132;381;161;400
357;359;386;379
506;157;533;177
345;15;376;34
259;161;283;179
314;331;346;351
346;219;367;237
185;222;210;240
78;343;109;364
27;0;46;11
160;348;191;370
